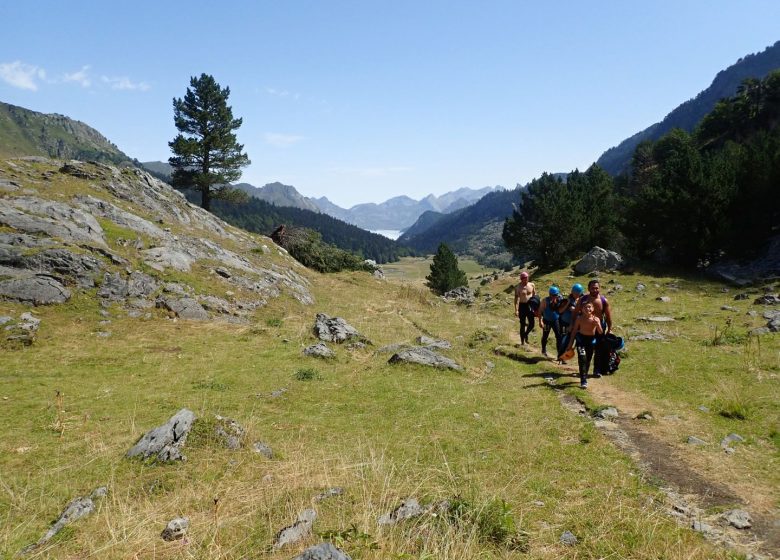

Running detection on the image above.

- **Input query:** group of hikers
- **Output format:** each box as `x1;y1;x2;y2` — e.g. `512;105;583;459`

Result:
514;271;615;388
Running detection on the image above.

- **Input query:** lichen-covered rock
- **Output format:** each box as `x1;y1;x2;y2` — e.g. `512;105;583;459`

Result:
126;409;196;462
417;335;451;349
442;286;474;304
378;498;426;525
0;196;106;247
213;415;245;450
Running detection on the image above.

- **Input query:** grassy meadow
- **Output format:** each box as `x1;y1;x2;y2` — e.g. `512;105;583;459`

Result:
1;251;778;559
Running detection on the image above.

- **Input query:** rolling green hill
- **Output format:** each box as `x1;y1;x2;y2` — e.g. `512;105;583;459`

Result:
0;101;132;164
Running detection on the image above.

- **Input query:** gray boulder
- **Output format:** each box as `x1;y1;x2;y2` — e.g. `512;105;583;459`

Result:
274;508;317;549
126;408;196;462
754;294;780;305
0;275;71;305
378;498;426;525
638;316;675;323
293;543;352;560
687;436;707;446
723;509;752;529
127;271;159;298
313;313;364;343
156;296;209;320
304;342;335;358
442;286;475;304
161;517;189;541
98;272;129;301
560;530;578;546
388;347;462;370
573;246;624;274
19;486;107;554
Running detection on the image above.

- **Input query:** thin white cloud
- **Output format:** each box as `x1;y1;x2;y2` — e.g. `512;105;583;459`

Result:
264;132;305;148
101;75;150;91
63;65;91;87
264;86;301;100
0;61;46;91
329;166;413;177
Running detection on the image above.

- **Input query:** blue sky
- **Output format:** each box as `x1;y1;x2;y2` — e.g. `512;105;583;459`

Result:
1;1;778;207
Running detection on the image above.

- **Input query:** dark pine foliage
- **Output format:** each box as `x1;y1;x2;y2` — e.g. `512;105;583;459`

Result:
426;243;468;295
169;74;250;211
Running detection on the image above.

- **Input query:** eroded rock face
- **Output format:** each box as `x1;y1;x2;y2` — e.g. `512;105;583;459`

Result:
156;296;209;320
0;275;71;305
0;196;106;247
574;246;624;274
0;248;102;288
126;409;196;462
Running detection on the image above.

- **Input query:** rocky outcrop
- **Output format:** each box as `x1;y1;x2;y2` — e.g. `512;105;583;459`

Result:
126;409;196;462
388;347;462;370
0;159;313;318
313;313;366;343
442;286;474;304
574;246;625;274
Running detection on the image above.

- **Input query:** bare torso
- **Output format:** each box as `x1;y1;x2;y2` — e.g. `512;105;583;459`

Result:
515;282;535;303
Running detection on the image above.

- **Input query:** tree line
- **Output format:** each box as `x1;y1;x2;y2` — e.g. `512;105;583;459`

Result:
503;71;780;270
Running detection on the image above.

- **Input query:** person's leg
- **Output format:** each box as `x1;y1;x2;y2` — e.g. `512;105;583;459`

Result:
525;306;535;339
558;322;570;359
552;320;562;357
518;303;529;343
594;334;607;377
582;343;594;387
541;321;551;355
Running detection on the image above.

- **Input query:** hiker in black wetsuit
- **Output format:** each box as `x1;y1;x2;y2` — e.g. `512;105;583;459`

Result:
514;271;536;345
572;279;612;377
537;286;563;357
557;283;583;361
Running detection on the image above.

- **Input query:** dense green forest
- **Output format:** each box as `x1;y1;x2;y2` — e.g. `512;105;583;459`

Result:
504;71;780;269
183;191;411;263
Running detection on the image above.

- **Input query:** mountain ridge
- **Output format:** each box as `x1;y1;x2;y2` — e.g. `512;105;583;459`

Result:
596;40;780;175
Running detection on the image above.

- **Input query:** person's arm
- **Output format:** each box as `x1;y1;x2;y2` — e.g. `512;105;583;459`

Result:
538;298;546;328
514;287;520;317
603;299;612;333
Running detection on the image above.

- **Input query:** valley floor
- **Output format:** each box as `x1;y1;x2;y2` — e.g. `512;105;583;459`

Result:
1;263;778;559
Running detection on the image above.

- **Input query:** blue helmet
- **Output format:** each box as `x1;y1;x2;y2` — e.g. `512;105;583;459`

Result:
549;286;560;296
572;283;584;295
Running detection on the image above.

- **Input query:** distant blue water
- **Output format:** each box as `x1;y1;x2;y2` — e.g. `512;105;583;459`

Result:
371;229;403;240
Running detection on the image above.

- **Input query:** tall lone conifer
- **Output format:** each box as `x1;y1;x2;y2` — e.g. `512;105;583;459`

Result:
169;74;250;211
426;243;468;295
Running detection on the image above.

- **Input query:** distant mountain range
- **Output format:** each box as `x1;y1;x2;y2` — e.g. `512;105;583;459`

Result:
0;101;132;164
596;40;780;175
140;160;500;231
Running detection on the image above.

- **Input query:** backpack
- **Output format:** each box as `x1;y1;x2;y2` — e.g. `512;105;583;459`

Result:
528;295;541;316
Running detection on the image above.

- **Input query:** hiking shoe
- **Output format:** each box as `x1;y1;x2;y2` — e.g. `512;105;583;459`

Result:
542;351;548;357
580;381;588;389
594;373;602;378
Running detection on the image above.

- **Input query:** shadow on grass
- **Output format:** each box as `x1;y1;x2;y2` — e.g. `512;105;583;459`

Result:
493;346;546;364
522;370;581;390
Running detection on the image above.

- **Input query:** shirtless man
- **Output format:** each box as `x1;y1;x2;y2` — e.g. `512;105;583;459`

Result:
571;279;612;376
514;271;536;345
563;301;604;388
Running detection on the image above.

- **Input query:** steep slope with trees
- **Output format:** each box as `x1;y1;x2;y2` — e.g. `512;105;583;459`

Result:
597;41;780;175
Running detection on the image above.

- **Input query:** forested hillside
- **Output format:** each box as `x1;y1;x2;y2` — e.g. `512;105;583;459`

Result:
505;71;780;270
184;192;410;263
597;41;780;175
399;187;520;266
